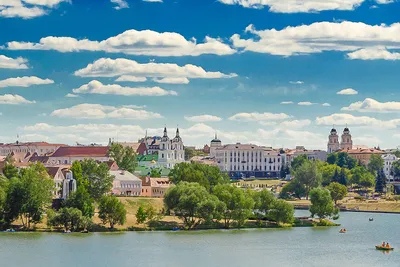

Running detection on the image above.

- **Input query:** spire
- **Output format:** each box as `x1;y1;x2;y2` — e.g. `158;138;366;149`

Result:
215;132;217;139
176;126;180;138
145;129;148;139
163;125;168;137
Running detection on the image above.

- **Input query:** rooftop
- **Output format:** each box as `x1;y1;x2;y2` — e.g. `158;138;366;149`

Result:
51;146;109;157
0;142;67;147
110;170;141;182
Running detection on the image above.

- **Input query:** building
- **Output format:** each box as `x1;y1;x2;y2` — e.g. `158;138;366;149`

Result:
327;127;353;153
48;146;110;165
285;146;327;164
211;140;283;179
203;144;210;154
46;166;76;199
138;136;161;155
0;141;66;157
111;170;142;196
117;141;148;155
157;127;185;169
141;176;172;197
345;148;384;166
382;154;397;181
137;154;159;167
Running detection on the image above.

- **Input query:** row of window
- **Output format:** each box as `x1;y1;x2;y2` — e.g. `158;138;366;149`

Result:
230;165;280;171
230;157;280;163
121;183;141;189
160;153;184;159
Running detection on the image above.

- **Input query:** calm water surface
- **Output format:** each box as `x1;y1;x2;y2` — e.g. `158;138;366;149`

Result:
1;211;400;267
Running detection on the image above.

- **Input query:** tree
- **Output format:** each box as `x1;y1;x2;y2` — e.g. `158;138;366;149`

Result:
184;147;195;161
375;169;386;193
317;162;338;186
98;196;127;229
359;172;375;189
290;155;309;172
309;188;338;219
109;143;138;173
279;180;306;199
331;168;340;184
81;159;114;201
164;182;219;229
2;163;18;179
253;189;276;222
368;154;384;175
64;186;95;218
327;153;338;165
169;162;229;192
48;207;84;232
269;200;295;224
135;206;147;225
338;168;348;186
280;163;290;179
293;161;322;199
391;160;400;180
326;182;347;205
393;150;400;158
149;168;161;178
0;176;8;227
4;163;54;229
337;152;357;170
70;161;86;188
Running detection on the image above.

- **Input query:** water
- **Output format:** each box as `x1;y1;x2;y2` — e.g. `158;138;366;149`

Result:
1;211;400;267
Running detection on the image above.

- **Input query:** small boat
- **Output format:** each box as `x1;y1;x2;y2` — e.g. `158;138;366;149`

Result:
369;218;374;221
376;246;394;251
4;229;15;233
63;230;71;234
172;227;180;231
339;229;347;233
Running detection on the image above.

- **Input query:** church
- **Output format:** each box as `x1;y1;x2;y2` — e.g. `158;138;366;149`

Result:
157;127;185;169
327;127;353;153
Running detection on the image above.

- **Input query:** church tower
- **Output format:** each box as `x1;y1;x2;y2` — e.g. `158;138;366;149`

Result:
327;128;340;153
159;126;171;168
172;127;185;163
210;133;222;157
340;127;353;151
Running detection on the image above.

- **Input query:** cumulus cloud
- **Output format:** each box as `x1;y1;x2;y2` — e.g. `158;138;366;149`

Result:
72;80;178;96
289;81;304;84
341;98;400;113
153;77;190;84
322;103;331;107
110;0;129;9
74;58;237;79
279;119;312;129
337;88;358;95
230;21;400;59
51;103;163;120
316;113;400;129
228;112;291;122
0;76;54;88
298;102;314;106
0;55;28;69
5;29;236;56
0;94;35;104
280;101;294;105
65;93;78;98
0;0;70;19
184;115;223;122
115;76;147;82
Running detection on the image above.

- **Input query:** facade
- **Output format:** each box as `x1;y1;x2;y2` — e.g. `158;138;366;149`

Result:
46;166;76;199
382;154;397;181
212;142;283;179
345;148;384;166
157;127;185;169
118;142;148;155
138;136;161;155
48;146;110;165
286;146;328;164
327;127;353;153
203;144;210;154
111;170;142;196
0;141;66;157
141;176;172;197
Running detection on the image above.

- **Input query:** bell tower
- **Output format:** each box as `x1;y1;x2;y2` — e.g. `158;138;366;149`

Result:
340;127;353;151
327;127;340;153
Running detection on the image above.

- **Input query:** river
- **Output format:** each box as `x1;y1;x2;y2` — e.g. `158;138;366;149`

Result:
0;211;399;267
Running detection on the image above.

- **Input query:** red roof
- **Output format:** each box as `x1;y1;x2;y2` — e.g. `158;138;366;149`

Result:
51;146;110;157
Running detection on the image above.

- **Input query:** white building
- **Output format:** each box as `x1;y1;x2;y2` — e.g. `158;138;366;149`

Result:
211;141;283;179
111;170;142;196
0;141;66;157
382;154;397;181
327;127;353;153
158;127;185;169
286;146;328;164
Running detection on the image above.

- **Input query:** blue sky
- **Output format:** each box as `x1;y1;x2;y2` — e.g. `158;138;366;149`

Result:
1;0;400;149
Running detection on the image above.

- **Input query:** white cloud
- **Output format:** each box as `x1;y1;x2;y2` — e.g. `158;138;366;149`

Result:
0;55;28;69
115;76;147;82
298;102;314;106
72;80;178;96
341;98;400;113
280;101;294;105
184;115;223;122
218;0;365;12
337;88;358;95
316;113;400;129
6;29;236;57
230;21;400;58
65;93;79;98
322;103;331;107
153;77;190;84
279;119;312;129
110;0;129;9
143;0;163;2
229;112;291;122
22;0;70;7
0;94;35;104
289;81;304;84
0;0;70;19
353;135;382;146
51;103;163;120
74;58;237;79
258;121;278;126
0;76;54;88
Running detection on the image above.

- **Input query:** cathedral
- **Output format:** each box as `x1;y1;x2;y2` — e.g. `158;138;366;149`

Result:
327;127;353;153
157;127;185;169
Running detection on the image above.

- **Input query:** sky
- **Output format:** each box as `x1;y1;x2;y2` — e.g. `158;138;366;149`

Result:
1;0;400;150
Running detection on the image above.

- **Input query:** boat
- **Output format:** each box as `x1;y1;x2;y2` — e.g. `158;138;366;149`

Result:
4;229;15;233
376;246;394;251
369;218;374;221
339;229;346;233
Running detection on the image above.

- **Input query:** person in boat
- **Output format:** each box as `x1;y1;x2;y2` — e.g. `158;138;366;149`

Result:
382;242;386;247
386;243;390;248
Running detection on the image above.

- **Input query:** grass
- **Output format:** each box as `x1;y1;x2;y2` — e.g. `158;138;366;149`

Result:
233;179;286;188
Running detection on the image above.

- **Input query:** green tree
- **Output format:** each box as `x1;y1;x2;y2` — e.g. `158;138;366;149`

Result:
293;161;322;199
393;150;400;158
279;180;306;199
98;196;127;229
392;160;400;179
359;172;375;189
70;161;86;188
331;168;340;184
0;176;8;227
269;200;295;224
4;163;54;229
327;153;338;165
375;169;386;193
2;163;18;179
253;189;276;222
48;207;84;232
280;163;290;179
368;154;384;175
169;162;229;192
135;206;147;225
184;147;195;161
326;182;348;205
290;155;309;172
337;152;357;170
318;162;339;186
81;159;114;201
64;186;95;218
149;168;161;178
338;168;348;186
309;188;338;219
109;143;138;173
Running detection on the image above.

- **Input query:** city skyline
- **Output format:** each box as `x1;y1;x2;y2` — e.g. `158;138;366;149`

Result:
1;0;400;149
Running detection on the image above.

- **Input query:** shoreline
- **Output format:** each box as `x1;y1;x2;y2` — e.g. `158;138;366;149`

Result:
294;206;400;215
